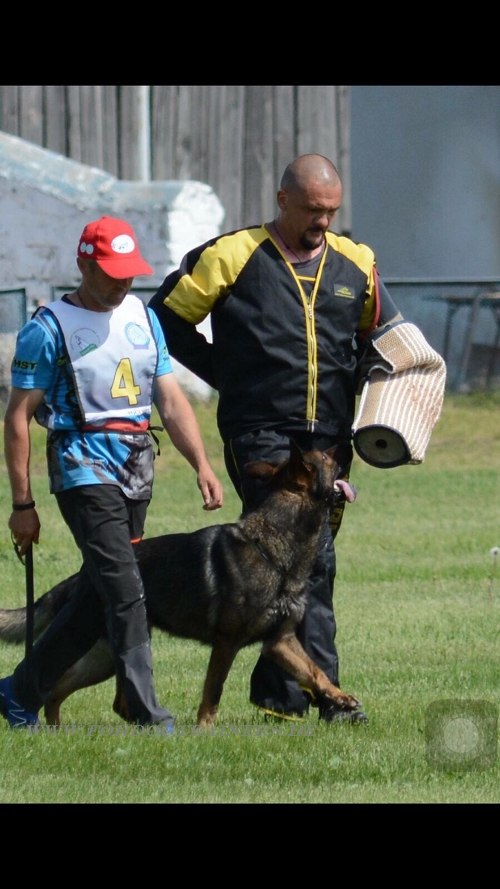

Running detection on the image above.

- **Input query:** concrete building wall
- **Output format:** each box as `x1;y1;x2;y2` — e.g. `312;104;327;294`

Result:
0;132;225;397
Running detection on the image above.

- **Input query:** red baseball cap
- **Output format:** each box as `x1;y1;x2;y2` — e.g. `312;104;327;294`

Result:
77;216;153;278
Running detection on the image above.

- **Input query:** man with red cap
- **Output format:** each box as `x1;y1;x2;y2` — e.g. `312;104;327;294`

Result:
0;216;223;731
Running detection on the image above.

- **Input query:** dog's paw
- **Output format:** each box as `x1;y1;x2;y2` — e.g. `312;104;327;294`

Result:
196;711;218;729
335;692;361;710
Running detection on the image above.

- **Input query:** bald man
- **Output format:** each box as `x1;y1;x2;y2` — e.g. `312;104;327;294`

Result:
149;154;403;724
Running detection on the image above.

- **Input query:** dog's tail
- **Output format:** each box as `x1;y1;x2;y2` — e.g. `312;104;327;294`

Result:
0;573;78;644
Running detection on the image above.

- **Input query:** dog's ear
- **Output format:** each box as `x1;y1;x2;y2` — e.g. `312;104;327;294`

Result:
289;437;304;464
287;439;314;487
324;446;341;474
289;438;314;475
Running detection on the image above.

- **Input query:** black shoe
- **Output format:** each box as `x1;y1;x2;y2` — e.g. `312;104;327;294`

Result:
318;702;368;724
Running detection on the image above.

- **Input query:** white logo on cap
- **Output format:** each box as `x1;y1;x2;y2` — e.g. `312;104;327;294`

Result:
79;242;94;255
110;234;135;255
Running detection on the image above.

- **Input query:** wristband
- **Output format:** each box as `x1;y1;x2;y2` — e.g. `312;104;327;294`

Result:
12;501;36;512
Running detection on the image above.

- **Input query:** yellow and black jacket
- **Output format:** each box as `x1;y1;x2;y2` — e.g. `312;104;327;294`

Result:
150;225;385;443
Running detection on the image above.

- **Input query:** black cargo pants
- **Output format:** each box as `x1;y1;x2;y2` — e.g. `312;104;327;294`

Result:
12;484;172;726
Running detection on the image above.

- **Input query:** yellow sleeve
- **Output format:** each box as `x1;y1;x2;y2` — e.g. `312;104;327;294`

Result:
327;234;378;333
166;227;268;324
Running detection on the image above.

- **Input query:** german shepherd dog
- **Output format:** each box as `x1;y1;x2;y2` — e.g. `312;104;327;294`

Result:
0;442;363;727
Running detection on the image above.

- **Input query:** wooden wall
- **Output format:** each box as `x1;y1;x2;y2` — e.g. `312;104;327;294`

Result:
0;85;351;235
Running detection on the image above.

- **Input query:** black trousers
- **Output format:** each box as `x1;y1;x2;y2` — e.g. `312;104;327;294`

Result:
224;428;351;717
12;484;172;726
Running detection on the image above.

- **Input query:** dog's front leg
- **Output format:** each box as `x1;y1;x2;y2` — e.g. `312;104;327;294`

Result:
263;633;360;711
197;639;240;727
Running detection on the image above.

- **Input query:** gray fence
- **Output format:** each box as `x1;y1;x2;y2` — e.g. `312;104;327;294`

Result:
0;85;351;235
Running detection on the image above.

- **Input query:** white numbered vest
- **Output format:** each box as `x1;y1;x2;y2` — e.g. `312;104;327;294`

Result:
46;294;157;431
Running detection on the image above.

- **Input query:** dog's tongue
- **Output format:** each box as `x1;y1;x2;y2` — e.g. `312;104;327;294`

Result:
334;479;357;503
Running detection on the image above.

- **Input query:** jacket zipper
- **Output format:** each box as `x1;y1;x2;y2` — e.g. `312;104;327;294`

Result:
292;249;328;430
266;227;327;430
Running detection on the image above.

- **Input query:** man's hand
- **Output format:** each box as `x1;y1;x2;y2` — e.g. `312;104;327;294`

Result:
154;374;224;512
198;470;224;511
8;508;41;557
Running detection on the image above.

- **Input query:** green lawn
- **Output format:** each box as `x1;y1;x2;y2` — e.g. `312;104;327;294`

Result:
0;391;499;803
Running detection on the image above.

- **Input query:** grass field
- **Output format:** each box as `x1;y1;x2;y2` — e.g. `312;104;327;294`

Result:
0;391;499;804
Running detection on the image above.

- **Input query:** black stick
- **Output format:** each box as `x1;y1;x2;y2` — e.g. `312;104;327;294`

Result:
24;543;35;661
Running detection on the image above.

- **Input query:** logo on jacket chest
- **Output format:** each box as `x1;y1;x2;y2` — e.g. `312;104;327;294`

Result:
334;284;355;299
